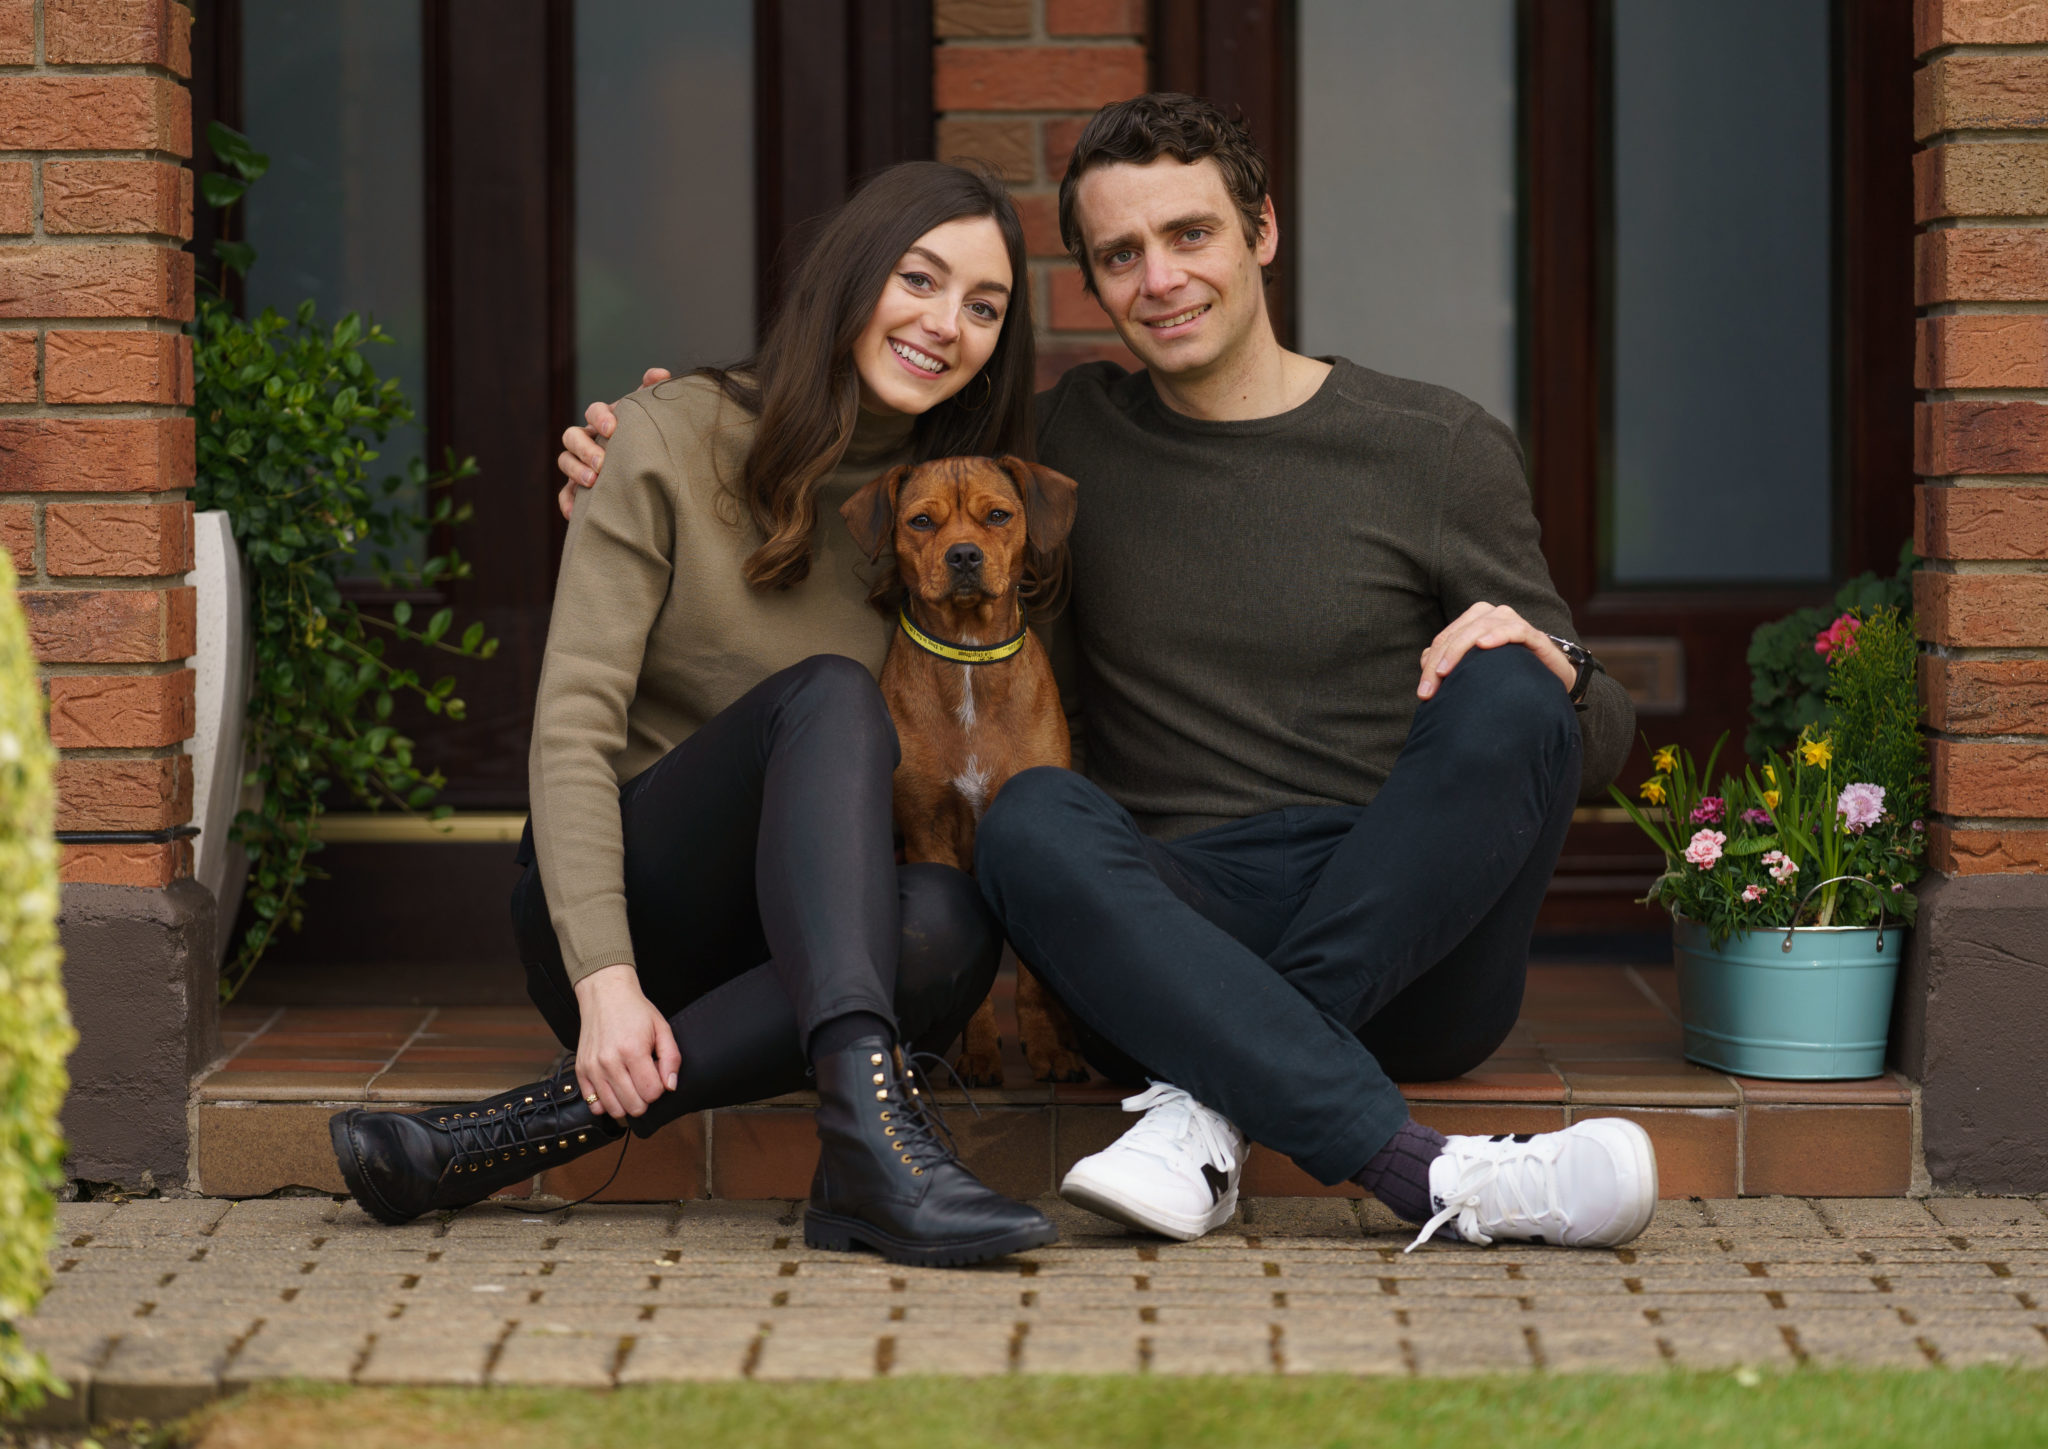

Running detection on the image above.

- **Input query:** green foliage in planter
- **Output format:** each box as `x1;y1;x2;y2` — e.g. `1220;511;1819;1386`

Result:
194;123;495;999
1827;606;1929;826
1745;541;1915;762
0;556;76;1414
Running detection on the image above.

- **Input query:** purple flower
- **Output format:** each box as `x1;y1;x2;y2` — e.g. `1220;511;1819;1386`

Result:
1691;796;1726;826
1740;808;1772;826
1837;782;1886;833
1911;819;1925;833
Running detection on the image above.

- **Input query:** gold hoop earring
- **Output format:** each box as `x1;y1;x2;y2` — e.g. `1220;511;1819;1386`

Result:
956;372;993;412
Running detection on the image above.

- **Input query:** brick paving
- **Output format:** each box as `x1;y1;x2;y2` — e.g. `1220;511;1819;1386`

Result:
15;1193;2048;1427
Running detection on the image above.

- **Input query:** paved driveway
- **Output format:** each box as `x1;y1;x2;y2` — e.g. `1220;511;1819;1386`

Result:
17;1193;2048;1427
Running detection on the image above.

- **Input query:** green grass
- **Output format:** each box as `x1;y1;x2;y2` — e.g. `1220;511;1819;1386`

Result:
179;1368;2048;1449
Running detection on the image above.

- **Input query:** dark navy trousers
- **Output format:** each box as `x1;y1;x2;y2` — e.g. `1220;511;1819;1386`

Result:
974;647;1582;1184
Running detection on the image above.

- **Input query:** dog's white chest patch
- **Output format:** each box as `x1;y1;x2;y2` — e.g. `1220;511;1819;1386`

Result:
951;754;993;819
953;665;977;730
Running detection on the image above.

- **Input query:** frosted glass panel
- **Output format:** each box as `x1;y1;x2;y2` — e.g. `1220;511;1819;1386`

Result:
1609;0;1831;584
243;0;426;480
576;2;754;406
1297;0;1519;427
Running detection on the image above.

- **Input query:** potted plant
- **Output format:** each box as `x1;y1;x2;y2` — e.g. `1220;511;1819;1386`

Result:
1612;606;1927;1079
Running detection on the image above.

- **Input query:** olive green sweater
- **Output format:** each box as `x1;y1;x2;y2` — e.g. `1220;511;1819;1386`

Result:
1037;359;1634;839
528;376;912;984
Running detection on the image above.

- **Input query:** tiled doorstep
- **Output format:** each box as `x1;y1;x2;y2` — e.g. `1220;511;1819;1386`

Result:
194;967;1921;1201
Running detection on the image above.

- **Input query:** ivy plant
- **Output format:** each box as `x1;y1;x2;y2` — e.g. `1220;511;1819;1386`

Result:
194;123;495;999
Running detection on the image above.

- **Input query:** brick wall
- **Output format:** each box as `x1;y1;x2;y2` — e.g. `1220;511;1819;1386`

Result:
1913;0;2048;875
931;0;1146;389
0;0;197;890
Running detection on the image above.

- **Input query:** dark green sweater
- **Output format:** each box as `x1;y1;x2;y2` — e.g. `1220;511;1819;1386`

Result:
1036;358;1633;840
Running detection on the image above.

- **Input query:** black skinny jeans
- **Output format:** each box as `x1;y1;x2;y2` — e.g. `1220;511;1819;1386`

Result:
513;655;1003;1137
975;646;1582;1185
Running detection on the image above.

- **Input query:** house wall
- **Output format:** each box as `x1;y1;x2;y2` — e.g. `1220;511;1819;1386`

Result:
0;0;214;1188
931;0;1145;387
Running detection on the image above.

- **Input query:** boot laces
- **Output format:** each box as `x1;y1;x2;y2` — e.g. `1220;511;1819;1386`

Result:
1405;1134;1568;1254
1115;1081;1239;1177
890;1050;980;1170
440;1059;593;1169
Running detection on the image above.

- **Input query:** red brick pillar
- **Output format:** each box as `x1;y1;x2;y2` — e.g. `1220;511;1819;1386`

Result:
1905;0;2048;1190
0;0;214;1189
931;0;1145;387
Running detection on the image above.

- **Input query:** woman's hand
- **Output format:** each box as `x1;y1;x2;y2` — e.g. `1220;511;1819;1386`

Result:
571;962;682;1120
556;367;673;518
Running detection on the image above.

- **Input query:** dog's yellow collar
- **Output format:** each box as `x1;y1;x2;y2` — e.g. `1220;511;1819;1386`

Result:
897;608;1027;665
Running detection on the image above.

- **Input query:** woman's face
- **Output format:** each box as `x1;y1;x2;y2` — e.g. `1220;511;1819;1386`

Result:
854;215;1013;417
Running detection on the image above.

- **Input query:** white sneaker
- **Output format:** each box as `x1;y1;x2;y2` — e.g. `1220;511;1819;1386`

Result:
1406;1118;1659;1253
1059;1081;1247;1241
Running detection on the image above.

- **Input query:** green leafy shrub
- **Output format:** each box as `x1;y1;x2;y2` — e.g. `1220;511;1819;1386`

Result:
1826;606;1928;826
1745;542;1914;761
193;123;495;998
0;555;76;1413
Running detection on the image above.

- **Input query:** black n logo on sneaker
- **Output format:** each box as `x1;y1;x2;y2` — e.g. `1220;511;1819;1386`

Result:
1201;1163;1230;1203
1489;1133;1538;1144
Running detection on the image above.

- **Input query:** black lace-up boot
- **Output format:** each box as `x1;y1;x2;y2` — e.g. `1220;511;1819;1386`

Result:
804;1036;1057;1267
329;1063;624;1225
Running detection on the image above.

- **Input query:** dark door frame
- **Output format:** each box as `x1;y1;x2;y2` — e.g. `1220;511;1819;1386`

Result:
189;0;936;808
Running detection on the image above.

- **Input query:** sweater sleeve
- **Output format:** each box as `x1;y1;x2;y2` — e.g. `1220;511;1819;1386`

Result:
528;396;677;984
1435;406;1636;796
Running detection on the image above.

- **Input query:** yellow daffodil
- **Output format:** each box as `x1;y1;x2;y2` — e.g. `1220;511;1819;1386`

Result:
1763;789;1780;810
1799;737;1833;768
1763;763;1776;785
1651;746;1679;775
1639;779;1667;806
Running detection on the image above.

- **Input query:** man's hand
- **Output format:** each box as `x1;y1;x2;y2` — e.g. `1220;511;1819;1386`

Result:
1418;602;1576;700
556;367;674;519
571;961;681;1120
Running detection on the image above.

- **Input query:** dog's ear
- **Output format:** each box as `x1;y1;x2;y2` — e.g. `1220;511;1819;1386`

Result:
840;464;909;561
995;456;1078;552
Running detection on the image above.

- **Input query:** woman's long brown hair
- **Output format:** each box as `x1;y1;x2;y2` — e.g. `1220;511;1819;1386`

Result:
701;162;1038;594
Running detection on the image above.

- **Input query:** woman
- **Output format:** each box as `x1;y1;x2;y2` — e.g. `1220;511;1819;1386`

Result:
329;162;1058;1268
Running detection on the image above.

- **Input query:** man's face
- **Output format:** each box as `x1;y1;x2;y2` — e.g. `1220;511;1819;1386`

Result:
1070;155;1278;380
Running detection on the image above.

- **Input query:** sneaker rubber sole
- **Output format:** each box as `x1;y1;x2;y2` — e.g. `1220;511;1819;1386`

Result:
1569;1118;1659;1248
1059;1162;1239;1242
802;1208;1058;1267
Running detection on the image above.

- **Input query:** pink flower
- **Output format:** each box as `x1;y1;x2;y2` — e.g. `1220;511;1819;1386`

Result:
1837;782;1886;833
1815;613;1862;661
1684;829;1726;870
1763;850;1798;883
1690;796;1726;826
1911;819;1925;833
1742;884;1766;903
1741;807;1772;826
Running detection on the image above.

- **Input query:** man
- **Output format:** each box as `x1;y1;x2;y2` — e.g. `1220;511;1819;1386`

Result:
559;94;1656;1252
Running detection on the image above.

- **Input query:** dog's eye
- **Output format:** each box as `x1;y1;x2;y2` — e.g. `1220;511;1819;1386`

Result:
908;514;935;531
986;509;1011;525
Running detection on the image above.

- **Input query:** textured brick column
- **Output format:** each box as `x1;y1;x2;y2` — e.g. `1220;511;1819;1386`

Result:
931;0;1145;387
1;0;214;1189
1903;0;2048;1190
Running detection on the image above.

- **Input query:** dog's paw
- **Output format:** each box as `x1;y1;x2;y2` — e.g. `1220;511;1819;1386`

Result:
953;1050;1007;1089
1027;1047;1092;1084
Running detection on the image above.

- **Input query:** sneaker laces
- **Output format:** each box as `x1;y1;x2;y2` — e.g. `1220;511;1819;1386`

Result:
1404;1134;1568;1254
1114;1081;1239;1178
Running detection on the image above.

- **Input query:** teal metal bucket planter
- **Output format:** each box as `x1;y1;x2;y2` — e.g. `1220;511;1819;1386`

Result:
1672;913;1902;1080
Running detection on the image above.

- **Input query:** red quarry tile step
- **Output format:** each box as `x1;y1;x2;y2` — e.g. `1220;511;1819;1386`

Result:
193;965;1923;1202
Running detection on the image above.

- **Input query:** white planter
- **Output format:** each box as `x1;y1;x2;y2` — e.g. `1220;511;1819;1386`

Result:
185;510;257;963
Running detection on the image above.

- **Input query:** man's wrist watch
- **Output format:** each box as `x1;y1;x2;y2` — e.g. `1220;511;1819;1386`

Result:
1544;634;1603;710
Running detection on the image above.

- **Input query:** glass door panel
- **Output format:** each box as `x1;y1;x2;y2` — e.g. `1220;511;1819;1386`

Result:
1607;0;1832;585
574;1;755;406
1297;0;1519;428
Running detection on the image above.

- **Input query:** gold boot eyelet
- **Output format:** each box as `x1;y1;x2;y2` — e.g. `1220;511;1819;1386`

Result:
911;1167;924;1176
875;1089;888;1101
872;1072;885;1085
870;1053;884;1065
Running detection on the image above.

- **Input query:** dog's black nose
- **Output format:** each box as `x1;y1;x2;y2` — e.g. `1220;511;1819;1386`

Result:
945;543;983;572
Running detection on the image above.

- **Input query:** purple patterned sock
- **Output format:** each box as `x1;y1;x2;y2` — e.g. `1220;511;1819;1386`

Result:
1351;1120;1448;1225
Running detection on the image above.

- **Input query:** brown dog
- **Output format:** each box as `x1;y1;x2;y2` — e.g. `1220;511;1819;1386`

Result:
841;455;1089;1087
